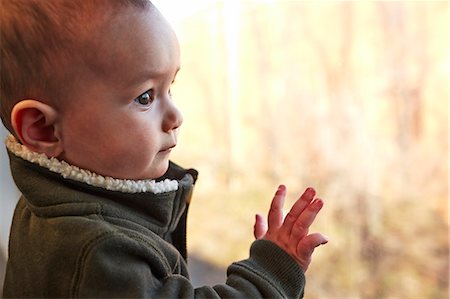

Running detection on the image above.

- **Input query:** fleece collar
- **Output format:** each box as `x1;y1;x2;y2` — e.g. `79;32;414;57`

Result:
5;134;178;194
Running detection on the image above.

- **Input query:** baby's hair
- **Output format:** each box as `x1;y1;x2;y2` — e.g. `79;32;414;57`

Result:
0;0;151;134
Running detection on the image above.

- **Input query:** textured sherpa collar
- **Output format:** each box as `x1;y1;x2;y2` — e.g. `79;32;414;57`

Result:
5;134;178;194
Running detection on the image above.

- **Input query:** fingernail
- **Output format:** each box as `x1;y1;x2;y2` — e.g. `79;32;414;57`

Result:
276;185;286;195
309;199;323;210
305;187;316;197
316;199;324;208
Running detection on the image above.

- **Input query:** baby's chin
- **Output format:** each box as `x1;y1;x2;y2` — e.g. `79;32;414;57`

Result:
133;161;170;181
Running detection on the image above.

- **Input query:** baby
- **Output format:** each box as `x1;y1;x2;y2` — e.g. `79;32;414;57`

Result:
1;0;328;298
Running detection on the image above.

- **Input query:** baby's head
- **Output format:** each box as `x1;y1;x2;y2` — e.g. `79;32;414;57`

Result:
1;0;183;180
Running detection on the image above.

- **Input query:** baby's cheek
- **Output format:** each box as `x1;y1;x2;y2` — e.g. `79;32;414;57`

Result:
111;145;154;178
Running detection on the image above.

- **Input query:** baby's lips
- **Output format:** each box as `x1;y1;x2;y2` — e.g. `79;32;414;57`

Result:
160;143;176;152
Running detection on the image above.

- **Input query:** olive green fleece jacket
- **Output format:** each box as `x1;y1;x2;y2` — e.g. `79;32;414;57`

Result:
3;143;306;298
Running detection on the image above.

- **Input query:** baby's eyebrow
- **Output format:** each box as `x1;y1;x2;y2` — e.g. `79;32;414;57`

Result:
130;66;180;86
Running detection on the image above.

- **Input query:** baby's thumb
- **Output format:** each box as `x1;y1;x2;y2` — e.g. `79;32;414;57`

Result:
253;214;267;239
297;233;328;258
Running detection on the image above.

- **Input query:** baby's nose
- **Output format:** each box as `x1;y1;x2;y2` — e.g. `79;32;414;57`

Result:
162;100;183;132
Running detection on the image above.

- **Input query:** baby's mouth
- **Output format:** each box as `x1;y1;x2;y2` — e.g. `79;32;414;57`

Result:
159;144;176;153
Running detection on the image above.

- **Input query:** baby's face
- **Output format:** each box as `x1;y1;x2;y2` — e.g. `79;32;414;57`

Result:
57;6;182;180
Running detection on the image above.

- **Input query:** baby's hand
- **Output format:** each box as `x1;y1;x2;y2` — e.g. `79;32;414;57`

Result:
254;185;328;272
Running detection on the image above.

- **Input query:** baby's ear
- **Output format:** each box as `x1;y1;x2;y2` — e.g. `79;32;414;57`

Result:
11;99;63;157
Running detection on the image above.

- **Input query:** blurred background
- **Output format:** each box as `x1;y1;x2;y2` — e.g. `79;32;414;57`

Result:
1;0;448;298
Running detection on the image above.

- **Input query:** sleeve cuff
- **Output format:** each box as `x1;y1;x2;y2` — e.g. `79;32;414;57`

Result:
231;239;306;298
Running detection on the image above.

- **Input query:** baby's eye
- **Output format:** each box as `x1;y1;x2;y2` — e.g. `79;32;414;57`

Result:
134;89;154;106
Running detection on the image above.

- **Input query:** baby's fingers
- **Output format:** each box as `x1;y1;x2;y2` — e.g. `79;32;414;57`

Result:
282;187;316;232
290;199;323;241
253;214;267;239
267;185;286;232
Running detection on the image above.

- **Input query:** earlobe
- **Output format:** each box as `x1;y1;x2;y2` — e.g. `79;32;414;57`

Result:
11;100;63;157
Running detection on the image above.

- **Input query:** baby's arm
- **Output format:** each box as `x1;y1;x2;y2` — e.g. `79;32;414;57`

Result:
254;185;328;272
70;185;327;298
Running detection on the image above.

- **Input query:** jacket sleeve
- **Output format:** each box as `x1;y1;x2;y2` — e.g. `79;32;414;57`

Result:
71;233;305;298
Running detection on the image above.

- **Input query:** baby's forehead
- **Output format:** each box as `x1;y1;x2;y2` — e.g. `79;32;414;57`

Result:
81;7;177;79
